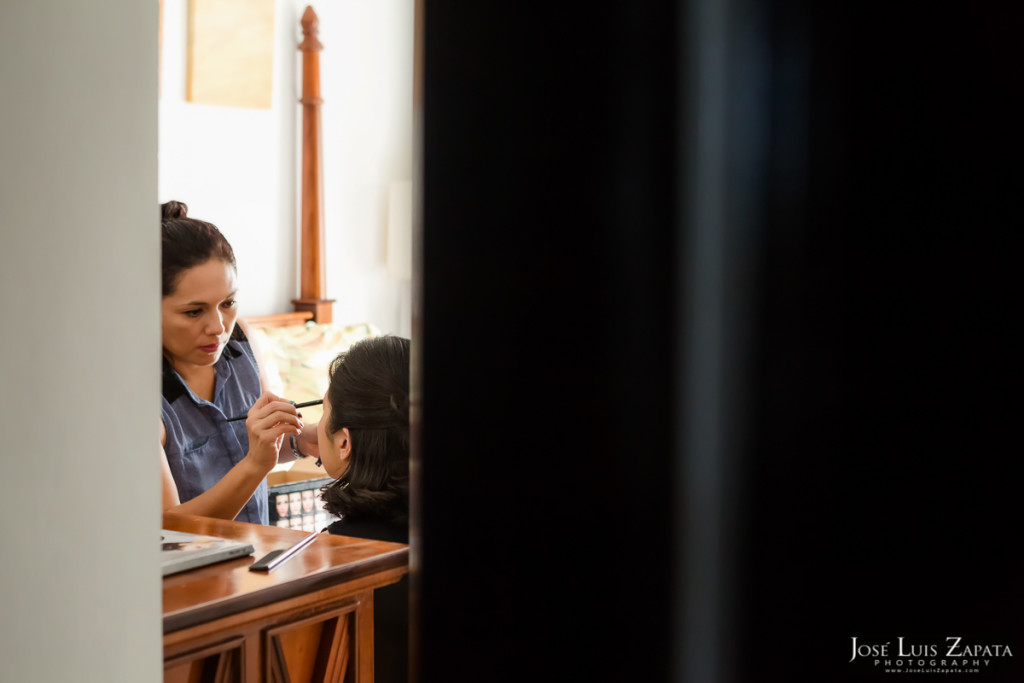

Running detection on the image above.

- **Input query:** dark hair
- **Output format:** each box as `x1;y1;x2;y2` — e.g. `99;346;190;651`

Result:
161;200;237;297
320;335;411;526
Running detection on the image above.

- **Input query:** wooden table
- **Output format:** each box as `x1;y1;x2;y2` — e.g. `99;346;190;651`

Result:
163;512;409;683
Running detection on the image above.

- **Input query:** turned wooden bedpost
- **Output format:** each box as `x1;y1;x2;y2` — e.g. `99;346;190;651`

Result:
293;6;334;323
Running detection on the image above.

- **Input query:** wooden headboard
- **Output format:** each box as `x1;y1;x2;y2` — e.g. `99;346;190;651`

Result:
291;6;334;324
241;311;313;329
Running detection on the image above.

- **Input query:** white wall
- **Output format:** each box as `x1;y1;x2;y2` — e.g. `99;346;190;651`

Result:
159;0;414;337
0;1;161;681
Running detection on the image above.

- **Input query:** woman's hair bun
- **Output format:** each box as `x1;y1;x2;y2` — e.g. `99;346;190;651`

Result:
161;200;189;220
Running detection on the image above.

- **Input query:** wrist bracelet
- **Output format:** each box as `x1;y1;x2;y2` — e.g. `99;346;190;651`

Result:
290;436;321;466
291;435;323;467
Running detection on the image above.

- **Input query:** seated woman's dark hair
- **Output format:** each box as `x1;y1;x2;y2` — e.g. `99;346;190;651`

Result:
161;200;237;297
320;335;411;526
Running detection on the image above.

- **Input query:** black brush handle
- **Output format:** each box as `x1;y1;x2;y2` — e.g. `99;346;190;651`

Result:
249;532;319;572
225;399;323;423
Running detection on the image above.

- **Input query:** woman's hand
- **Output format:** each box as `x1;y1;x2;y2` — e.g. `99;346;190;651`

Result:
244;391;303;473
296;422;321;461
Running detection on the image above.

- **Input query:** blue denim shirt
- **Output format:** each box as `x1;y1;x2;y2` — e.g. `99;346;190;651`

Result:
161;326;267;525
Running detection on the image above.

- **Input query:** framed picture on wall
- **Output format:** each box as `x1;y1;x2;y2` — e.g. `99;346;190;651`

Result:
186;0;276;109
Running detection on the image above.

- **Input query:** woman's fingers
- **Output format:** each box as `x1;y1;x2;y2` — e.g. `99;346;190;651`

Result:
249;391;278;410
241;392;300;470
245;393;308;462
250;395;292;417
251;410;304;437
246;393;302;430
251;400;303;426
247;391;290;414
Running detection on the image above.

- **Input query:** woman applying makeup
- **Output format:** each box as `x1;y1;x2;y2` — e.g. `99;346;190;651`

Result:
160;200;319;524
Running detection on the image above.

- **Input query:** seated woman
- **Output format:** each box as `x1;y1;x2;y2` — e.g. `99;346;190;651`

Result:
160;200;320;524
316;335;410;682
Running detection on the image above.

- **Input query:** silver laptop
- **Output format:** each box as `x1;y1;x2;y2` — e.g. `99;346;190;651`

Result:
161;529;255;576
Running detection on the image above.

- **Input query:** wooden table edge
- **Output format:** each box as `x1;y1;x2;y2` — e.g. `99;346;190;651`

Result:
163;545;408;634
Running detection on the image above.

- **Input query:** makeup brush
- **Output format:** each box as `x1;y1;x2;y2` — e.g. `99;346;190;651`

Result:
225;399;323;423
